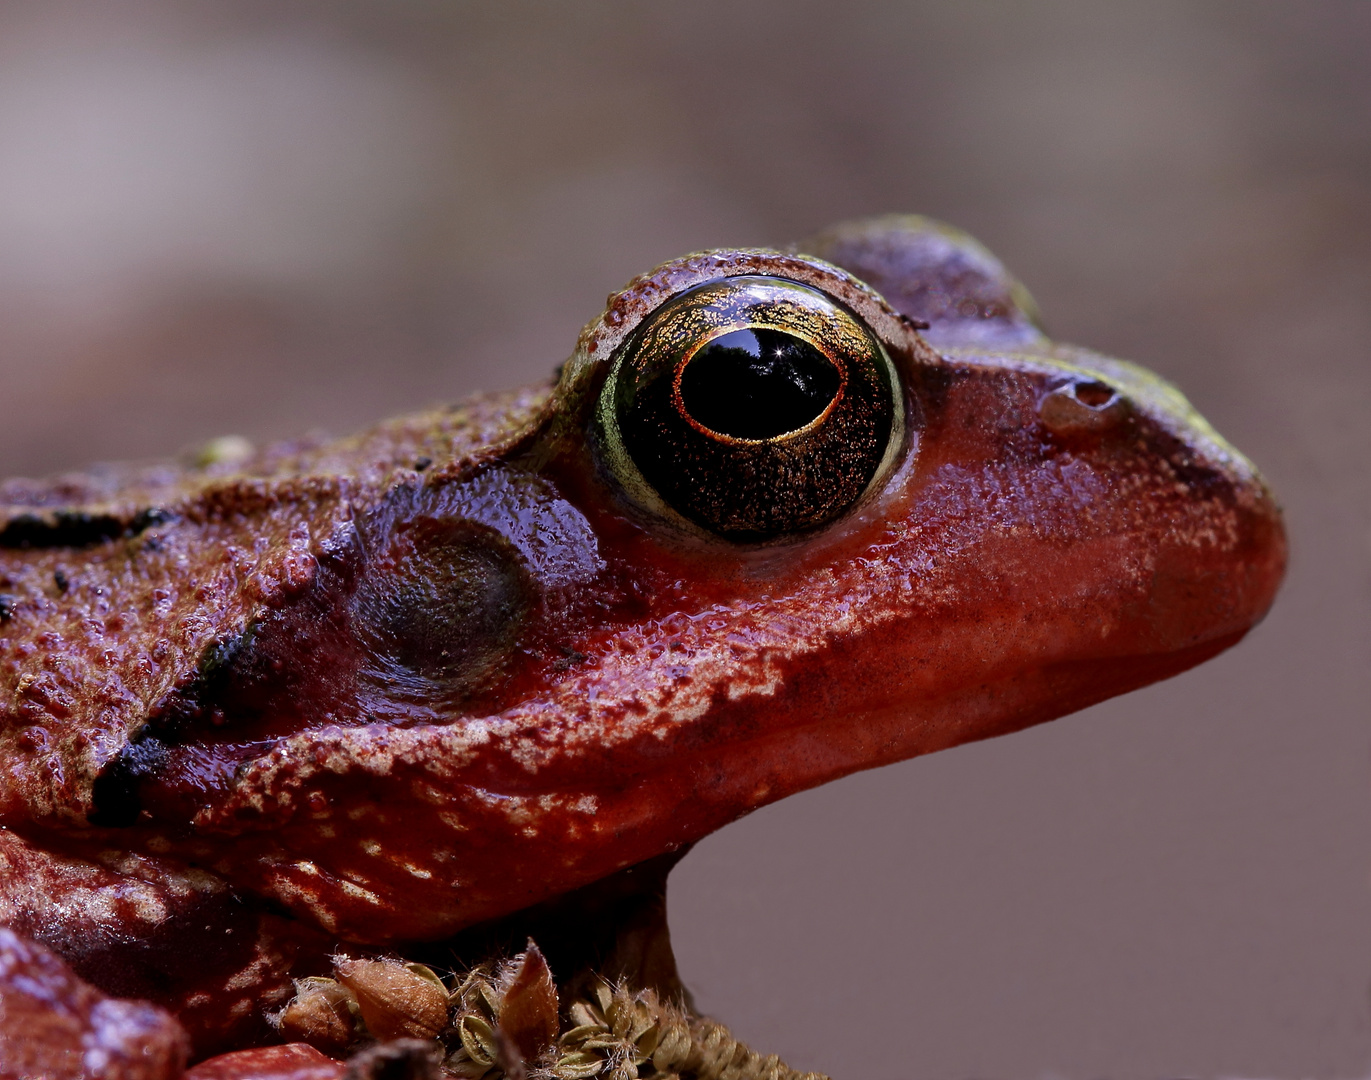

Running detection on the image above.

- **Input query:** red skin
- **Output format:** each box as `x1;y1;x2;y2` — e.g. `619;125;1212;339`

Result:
0;927;188;1080
0;217;1285;1067
184;1044;343;1080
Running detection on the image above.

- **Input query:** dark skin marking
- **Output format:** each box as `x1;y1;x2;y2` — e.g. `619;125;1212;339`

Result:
0;507;172;549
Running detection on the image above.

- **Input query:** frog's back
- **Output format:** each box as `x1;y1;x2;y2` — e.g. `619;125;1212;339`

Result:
0;387;549;823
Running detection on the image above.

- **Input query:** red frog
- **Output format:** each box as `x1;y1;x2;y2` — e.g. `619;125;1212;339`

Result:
0;216;1285;1079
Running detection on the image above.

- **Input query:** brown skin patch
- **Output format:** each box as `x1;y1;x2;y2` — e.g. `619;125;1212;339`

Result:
0;219;1285;1053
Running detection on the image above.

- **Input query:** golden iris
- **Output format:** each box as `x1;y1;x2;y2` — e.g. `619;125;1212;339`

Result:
597;276;903;540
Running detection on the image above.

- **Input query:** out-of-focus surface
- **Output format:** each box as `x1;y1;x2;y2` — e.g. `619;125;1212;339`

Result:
0;2;1365;1076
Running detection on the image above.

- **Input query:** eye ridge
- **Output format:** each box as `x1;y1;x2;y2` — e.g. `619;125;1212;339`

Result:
671;326;849;445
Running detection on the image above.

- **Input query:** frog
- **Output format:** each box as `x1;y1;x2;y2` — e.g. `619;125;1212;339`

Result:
0;215;1285;1079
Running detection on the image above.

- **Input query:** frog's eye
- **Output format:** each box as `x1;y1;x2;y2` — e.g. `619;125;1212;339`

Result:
596;276;902;541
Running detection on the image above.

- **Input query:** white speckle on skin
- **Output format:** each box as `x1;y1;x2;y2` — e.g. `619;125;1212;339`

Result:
128;894;167;924
360;839;382;857
339;880;383;904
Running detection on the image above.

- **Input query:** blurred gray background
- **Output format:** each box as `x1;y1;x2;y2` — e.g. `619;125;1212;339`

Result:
0;2;1367;1076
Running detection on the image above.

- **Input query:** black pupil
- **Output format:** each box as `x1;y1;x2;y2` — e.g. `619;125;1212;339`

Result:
678;328;842;440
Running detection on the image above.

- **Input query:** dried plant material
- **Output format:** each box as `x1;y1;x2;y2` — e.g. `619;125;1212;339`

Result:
662;1017;827;1080
189;434;255;469
541;977;823;1080
445;965;504;1080
311;946;831;1080
551;980;673;1080
450;962;502;1016
277;976;359;1055
333;956;449;1041
496;942;560;1064
458;1013;501;1067
341;1038;443;1080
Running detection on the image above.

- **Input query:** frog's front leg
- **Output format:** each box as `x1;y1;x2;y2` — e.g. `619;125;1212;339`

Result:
0;925;188;1079
0;827;330;1058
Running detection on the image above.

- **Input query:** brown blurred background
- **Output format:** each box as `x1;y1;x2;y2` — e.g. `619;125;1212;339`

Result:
0;2;1367;1076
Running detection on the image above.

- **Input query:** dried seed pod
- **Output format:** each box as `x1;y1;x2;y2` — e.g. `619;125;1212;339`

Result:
495;942;559;1064
650;1015;692;1073
552;1049;606;1079
458;1013;501;1066
277;976;359;1055
450;963;499;1015
333;957;450;1042
567;1001;600;1029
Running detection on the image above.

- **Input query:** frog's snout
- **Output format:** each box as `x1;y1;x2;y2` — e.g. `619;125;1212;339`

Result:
1107;371;1287;655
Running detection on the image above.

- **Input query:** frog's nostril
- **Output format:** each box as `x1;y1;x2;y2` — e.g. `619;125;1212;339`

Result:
1040;379;1130;439
1073;380;1116;408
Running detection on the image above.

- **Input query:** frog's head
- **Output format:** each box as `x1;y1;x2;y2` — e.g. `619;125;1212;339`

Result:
11;217;1284;946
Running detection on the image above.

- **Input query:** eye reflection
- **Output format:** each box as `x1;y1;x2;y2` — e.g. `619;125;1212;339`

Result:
676;328;844;441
